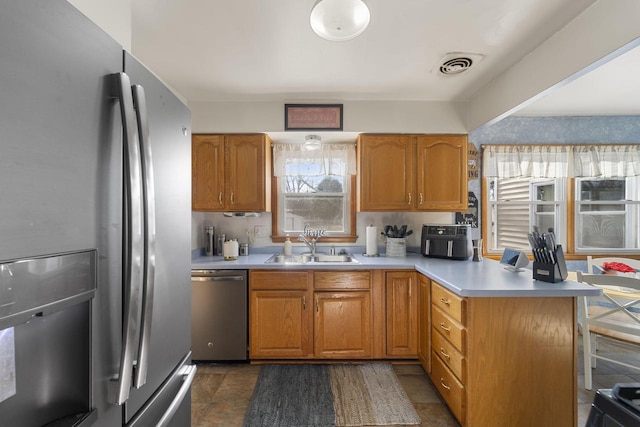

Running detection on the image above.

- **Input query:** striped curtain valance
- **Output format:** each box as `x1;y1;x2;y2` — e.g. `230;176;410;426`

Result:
483;144;640;178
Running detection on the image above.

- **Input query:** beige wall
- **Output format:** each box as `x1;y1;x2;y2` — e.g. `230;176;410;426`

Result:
189;100;468;134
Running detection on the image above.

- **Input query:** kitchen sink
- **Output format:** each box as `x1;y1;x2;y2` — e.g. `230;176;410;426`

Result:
264;253;359;265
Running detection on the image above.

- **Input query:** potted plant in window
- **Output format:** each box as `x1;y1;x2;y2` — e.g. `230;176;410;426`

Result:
382;225;413;257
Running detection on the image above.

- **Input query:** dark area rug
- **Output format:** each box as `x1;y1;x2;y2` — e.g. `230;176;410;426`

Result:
243;363;421;427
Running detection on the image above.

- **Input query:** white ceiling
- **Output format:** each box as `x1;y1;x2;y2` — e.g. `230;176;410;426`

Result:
130;0;640;121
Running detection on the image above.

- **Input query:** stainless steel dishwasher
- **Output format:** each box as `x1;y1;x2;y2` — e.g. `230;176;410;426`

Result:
191;270;248;360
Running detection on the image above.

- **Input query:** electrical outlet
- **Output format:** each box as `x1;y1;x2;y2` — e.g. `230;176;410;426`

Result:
254;225;266;238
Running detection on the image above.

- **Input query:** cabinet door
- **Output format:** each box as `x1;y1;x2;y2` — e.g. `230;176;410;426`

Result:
417;274;431;372
385;271;418;357
249;290;312;358
226;134;269;211
358;135;415;211
416;135;467;211
314;292;372;358
192;134;224;211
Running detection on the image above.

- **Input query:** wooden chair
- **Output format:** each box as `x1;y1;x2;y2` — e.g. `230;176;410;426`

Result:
577;259;640;390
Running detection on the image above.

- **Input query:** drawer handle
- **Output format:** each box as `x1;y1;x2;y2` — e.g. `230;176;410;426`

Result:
440;322;451;334
440;378;451;391
440;347;451;360
439;297;451;306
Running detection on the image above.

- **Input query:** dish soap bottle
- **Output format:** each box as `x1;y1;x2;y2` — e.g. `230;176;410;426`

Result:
283;234;292;256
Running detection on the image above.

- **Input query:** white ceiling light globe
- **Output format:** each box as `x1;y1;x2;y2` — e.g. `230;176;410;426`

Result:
310;0;371;42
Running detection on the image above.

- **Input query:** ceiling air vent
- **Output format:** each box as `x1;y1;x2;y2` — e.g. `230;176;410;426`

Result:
434;52;485;76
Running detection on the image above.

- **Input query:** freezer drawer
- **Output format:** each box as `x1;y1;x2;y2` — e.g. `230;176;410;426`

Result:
126;353;196;427
191;270;248;360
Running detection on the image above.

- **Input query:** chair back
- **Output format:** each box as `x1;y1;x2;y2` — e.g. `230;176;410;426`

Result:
577;271;640;342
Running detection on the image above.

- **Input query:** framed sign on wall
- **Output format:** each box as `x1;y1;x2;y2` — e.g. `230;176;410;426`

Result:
284;104;343;131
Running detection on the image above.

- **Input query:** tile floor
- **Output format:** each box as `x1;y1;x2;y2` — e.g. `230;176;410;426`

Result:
191;337;640;427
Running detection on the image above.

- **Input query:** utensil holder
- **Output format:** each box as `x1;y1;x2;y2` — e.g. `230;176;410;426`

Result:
386;237;406;257
533;245;568;283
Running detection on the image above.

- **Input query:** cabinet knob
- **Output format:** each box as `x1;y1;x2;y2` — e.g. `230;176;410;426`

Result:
419;192;424;205
218;192;223;205
230;192;234;205
408;192;412;204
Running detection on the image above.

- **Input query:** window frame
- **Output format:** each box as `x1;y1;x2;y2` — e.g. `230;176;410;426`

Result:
271;174;358;243
484;175;640;259
573;177;640;253
485;177;566;254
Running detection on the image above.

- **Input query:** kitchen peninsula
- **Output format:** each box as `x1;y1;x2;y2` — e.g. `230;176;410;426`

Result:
192;253;599;426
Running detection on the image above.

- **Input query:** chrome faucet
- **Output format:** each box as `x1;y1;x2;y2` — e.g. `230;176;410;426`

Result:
298;225;326;256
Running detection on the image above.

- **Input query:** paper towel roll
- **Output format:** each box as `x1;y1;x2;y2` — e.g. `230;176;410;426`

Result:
365;225;378;255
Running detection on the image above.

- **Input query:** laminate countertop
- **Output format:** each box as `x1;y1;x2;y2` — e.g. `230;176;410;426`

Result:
191;252;601;298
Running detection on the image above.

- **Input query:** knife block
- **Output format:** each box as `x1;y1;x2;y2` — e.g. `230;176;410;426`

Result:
533;245;568;283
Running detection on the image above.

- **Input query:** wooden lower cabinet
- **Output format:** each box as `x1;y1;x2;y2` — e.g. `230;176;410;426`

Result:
314;291;371;358
249;271;312;359
417;274;431;372
385;271;417;357
250;289;312;358
426;281;577;427
249;270;374;359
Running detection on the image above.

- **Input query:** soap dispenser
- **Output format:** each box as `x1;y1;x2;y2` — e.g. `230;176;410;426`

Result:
283;234;292;256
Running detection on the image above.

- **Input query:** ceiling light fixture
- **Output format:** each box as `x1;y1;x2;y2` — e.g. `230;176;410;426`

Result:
304;135;322;150
310;0;370;42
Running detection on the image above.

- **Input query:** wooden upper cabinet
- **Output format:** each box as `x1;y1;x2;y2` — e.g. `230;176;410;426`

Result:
192;133;271;212
357;134;415;211
416;135;467;211
192;134;224;211
358;134;467;211
226;134;271;211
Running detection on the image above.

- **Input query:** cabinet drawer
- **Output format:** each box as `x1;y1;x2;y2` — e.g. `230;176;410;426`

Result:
431;351;465;425
432;305;465;353
431;281;465;324
250;270;309;290
432;328;465;383
314;271;370;290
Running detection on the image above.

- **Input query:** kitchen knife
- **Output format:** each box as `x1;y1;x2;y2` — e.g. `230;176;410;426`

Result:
527;233;540;262
544;233;556;264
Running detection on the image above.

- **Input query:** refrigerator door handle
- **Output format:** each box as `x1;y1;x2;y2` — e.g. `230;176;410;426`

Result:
131;84;156;390
109;72;145;405
156;364;197;427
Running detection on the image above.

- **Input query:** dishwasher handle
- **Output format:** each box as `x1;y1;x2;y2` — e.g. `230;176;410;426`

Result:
191;276;246;282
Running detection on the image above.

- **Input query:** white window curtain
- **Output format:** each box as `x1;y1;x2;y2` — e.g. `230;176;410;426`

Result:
273;143;356;177
483;145;570;178
572;145;640;177
483;144;640;179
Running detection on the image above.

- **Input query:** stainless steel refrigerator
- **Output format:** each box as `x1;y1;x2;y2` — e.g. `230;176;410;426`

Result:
0;1;194;426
